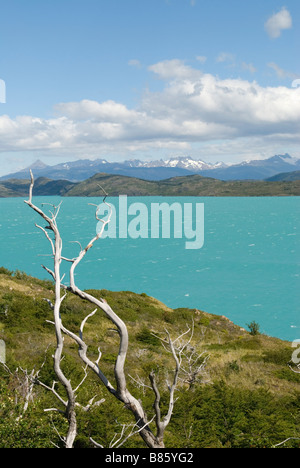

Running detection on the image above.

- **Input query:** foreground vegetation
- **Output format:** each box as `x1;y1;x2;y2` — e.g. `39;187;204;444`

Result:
0;268;299;448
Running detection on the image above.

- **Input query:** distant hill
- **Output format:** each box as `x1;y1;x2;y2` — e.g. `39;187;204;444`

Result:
0;177;76;198
1;154;300;182
64;173;300;197
1;172;300;198
266;170;300;182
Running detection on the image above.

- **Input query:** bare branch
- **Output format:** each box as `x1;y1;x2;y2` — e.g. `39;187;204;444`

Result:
90;438;104;448
80;309;98;340
273;437;300;448
59;316;117;396
41;265;55;281
35;379;68;408
128;374;152;392
73;365;89;394
35;223;55;255
90;416;156;449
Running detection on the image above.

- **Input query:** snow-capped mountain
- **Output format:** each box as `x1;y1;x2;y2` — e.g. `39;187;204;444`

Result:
163;157;227;171
1;154;299;182
200;153;300;180
124;157;227;171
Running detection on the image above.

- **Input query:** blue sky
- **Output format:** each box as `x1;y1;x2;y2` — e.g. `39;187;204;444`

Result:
0;0;299;175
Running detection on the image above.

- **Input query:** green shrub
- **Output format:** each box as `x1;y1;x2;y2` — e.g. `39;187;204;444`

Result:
247;321;260;336
170;382;300;448
227;360;240;373
199;317;211;327
263;348;292;366
274;368;300;383
136;327;161;347
0;267;13;276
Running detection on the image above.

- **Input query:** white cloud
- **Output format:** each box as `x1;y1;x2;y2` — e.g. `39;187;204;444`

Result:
55;99;138;123
265;7;292;39
0;59;299;164
148;59;202;80
142;66;300;138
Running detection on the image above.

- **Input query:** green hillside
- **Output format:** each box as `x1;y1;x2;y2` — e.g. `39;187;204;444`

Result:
267;171;300;182
64;173;300;197
1;173;300;197
0;268;299;448
0;177;76;198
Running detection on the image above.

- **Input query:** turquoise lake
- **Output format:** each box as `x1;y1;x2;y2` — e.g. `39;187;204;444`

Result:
0;196;299;341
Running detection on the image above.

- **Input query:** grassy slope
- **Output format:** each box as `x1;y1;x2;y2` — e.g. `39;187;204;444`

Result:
0;269;299;448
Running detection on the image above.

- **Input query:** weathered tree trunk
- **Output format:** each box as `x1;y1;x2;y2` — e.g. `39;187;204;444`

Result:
25;174;191;449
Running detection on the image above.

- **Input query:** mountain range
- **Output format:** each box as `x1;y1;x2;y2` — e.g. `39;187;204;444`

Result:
1;154;300;182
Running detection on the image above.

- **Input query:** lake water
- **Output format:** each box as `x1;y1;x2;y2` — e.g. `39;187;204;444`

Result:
0;196;299;341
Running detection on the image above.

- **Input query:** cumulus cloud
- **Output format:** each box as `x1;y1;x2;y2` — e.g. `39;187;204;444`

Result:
0;59;299;162
143;61;300;132
55;99;138;123
265;7;292;39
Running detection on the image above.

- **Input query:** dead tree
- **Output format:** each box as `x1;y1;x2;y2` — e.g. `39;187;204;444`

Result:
1;364;39;421
25;172;204;448
152;322;210;389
